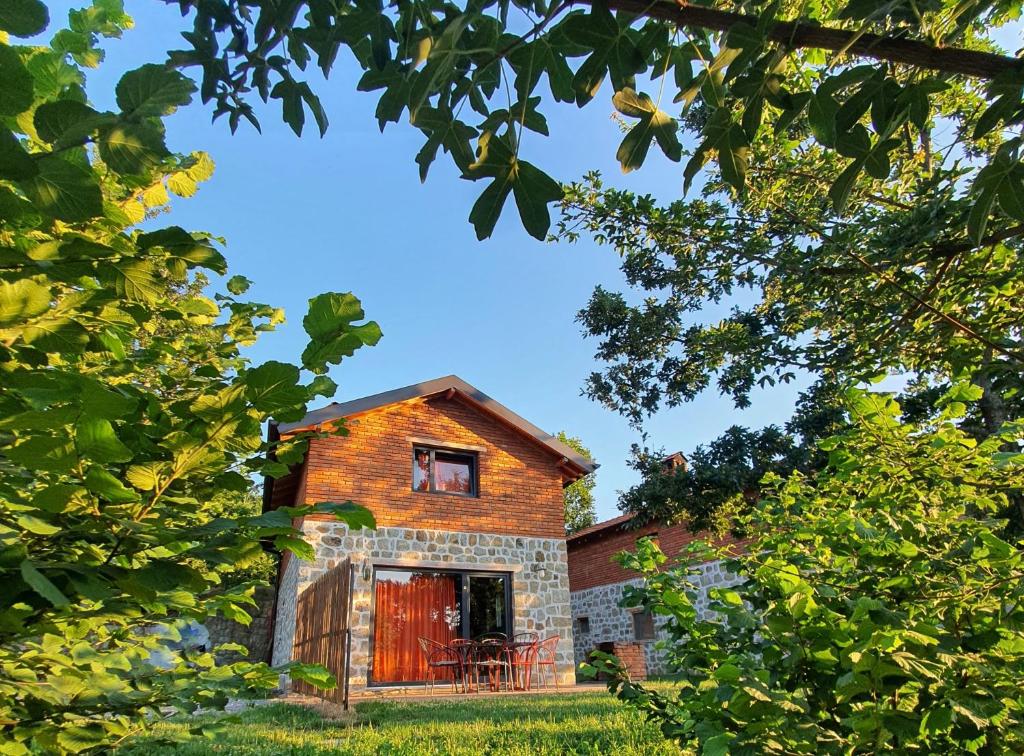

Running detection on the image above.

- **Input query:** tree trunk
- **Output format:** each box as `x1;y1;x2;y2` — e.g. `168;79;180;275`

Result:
574;0;1024;81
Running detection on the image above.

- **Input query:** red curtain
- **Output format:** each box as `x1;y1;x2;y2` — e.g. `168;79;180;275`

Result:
372;573;459;683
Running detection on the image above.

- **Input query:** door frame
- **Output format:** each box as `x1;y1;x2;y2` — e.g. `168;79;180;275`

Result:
367;565;514;687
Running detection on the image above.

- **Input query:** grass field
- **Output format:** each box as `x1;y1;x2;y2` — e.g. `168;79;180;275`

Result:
118;686;683;755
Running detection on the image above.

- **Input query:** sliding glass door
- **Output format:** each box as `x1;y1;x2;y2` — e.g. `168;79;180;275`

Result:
371;568;511;684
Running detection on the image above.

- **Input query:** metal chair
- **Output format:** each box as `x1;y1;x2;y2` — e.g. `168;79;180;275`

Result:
448;638;477;693
473;637;513;692
534;635;561;689
417;636;461;694
508;636;539;690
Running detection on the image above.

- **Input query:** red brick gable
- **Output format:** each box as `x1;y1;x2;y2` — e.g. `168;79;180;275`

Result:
297;395;568;539
567;517;745;591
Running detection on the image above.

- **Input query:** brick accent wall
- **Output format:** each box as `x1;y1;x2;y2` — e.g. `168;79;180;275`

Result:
567;519;744;592
296;396;566;539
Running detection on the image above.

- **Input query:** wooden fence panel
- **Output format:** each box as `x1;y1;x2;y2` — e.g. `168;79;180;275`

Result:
291;558;351;705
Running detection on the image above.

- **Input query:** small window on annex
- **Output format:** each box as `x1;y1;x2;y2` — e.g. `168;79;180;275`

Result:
412;446;477;496
576;616;591;634
632;609;656;641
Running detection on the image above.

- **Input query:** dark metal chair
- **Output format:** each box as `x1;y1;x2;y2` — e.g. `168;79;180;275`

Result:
448;638;477;693
473;637;512;692
534;635;561;689
417;636;461;694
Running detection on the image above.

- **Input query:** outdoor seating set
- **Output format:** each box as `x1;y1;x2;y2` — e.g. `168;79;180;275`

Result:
417;632;560;694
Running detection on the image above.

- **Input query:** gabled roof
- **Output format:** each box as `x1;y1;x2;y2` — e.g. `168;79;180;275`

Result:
276;375;598;478
566;512;636;544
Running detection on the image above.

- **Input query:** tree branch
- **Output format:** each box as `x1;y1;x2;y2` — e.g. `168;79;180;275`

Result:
571;0;1023;80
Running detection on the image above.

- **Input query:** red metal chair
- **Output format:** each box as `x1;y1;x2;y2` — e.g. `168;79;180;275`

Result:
508;637;539;690
534;635;561;689
417;637;461;694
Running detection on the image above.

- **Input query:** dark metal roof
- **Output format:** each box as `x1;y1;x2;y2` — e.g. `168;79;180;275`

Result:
566;512;636;544
276;375;598;476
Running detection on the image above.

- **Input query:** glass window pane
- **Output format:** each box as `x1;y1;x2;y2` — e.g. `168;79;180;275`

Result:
468;575;507;638
434;452;473;494
372;570;461;683
413;449;430;491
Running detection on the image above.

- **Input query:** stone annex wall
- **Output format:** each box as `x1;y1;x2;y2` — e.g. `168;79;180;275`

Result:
272;522;576;689
206;585;276;663
569;559;737;675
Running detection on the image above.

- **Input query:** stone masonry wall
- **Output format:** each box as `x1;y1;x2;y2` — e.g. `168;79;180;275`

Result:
570;559;737;676
206;585;276;663
272;522;576;689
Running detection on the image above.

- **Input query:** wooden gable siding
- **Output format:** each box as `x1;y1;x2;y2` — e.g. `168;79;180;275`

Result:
300;395;567;539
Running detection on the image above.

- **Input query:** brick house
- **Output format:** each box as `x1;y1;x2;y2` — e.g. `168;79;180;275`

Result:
265;376;596;691
567;511;742;679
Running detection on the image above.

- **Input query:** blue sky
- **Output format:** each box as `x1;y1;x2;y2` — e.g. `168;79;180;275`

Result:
51;0;817;521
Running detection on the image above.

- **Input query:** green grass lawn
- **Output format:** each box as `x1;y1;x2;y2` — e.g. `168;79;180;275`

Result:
118;686;683;755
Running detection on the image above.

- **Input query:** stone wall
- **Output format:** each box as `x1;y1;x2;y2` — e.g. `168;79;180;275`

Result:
272;522;576;690
570;559;737;676
271;551;299;668
206;585;277;663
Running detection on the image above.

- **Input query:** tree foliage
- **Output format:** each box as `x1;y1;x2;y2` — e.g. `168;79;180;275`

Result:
557;431;597;534
586;389;1024;754
0;3;381;751
619;379;845;532
158;0;1023;251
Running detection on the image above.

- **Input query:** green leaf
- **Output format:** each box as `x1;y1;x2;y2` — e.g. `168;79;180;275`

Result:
18;154;103;221
612;89;681;173
274;534;314;561
76;416;133;463
807;92;838;147
0;278;50;326
967;186;998;244
226;275;252;295
97;122;169;175
469;176;513;240
512;160;562;240
34;100;110;146
84;466;140;503
0;128;37;180
18;513;60;535
309;501;377;530
287;662;337;689
0;44;33;116
56;725;108;753
0;0;49;37
245;361;307;417
303;291;367;340
125;463;164;491
830;158;866;212
301;292;382;374
5;435;76;472
115;64;196;117
717;124;748;193
21;560;69;606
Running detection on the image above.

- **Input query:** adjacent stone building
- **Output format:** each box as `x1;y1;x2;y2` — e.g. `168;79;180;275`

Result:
265;376;596;691
567;512;743;678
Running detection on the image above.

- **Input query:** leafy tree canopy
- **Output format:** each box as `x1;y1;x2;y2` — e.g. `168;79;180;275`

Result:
557;430;597;533
586;389;1024;753
158;0;1024;251
0;2;381;751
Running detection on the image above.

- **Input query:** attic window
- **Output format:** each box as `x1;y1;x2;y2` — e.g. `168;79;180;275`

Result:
413;446;477;496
